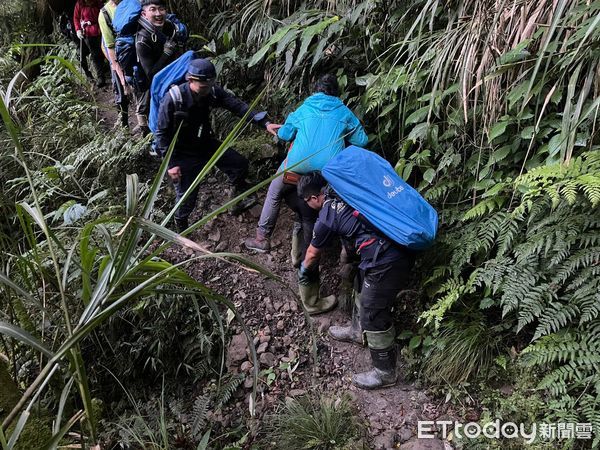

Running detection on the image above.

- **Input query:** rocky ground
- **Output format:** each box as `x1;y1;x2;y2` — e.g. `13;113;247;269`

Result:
96;86;458;449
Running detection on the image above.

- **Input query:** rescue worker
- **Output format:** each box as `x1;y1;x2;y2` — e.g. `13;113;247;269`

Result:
154;58;281;231
297;172;415;389
98;0;130;128
244;74;368;264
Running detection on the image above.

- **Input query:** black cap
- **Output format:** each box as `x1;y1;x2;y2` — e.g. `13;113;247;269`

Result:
187;58;216;81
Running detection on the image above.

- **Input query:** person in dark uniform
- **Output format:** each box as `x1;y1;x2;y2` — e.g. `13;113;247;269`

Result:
155;58;281;231
297;171;415;389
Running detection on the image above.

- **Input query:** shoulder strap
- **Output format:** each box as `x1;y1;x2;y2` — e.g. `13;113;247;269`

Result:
168;85;183;111
101;7;113;32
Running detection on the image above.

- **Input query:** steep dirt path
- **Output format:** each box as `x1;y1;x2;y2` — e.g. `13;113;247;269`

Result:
95;86;453;449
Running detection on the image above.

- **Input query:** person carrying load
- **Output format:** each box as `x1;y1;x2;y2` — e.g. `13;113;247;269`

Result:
154;58;281;230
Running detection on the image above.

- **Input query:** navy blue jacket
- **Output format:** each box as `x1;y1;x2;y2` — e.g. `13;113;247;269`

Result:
155;82;268;168
310;195;412;270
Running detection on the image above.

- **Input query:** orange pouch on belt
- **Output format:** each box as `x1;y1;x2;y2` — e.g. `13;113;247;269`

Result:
283;171;301;185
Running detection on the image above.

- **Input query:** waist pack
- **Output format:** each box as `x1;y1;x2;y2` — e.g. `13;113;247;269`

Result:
322;146;438;250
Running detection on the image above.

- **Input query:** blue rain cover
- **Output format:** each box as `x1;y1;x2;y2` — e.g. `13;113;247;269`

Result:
113;0;142;36
148;51;195;133
322;146;438;249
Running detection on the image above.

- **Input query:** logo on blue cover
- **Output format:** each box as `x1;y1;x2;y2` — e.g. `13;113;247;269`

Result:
383;175;394;187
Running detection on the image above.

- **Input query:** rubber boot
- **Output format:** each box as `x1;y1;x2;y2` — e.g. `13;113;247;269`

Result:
229;183;257;216
328;298;363;345
352;346;398;390
353;326;397;389
244;230;270;252
298;281;337;315
290;222;303;268
174;217;189;233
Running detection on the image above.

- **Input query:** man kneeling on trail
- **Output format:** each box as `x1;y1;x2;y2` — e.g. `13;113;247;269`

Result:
155;58;280;231
297;172;415;390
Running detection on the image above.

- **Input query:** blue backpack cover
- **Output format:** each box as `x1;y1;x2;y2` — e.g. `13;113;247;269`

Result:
149;50;195;133
321;146;438;249
113;0;142;36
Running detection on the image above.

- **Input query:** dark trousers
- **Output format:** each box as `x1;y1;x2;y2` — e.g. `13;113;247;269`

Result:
111;70;129;119
283;187;318;259
358;257;414;333
174;139;249;220
80;35;105;79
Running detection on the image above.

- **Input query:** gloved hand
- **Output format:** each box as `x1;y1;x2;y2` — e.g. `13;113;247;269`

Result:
298;262;319;286
76;29;84;39
163;39;177;57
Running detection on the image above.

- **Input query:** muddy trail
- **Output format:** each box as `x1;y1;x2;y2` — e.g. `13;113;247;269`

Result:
96;87;458;450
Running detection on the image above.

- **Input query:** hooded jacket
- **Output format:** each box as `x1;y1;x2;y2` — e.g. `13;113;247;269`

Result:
73;0;103;38
277;93;368;174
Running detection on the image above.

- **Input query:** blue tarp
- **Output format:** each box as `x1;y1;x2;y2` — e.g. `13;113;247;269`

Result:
148;50;195;133
113;0;141;36
322;146;438;249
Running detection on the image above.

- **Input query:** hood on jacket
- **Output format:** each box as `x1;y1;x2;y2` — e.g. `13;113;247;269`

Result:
303;92;344;112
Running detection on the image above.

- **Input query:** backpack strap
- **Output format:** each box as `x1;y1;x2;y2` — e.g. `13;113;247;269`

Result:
168;85;183;112
101;7;113;32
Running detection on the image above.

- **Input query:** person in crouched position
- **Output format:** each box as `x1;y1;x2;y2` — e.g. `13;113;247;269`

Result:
297;172;415;389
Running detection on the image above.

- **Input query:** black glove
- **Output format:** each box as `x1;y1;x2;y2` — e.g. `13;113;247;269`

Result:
163;39;177;57
298;262;319;286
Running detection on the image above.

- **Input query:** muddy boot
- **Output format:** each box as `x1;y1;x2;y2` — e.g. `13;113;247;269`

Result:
328;299;363;345
353;347;397;389
174;217;189;233
244;230;270;252
298;281;337;315
290;222;304;268
353;326;397;389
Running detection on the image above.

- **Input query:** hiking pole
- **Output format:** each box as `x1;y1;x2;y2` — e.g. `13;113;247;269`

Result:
79;20;91;77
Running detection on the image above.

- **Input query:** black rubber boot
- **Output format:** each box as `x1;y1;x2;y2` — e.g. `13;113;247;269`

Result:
174;217;189;233
352;346;397;390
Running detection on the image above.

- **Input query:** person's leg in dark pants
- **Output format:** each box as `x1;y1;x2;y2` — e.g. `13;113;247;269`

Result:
173;161;203;232
207;139;257;214
79;38;93;79
112;70;129;128
283;189;318;265
86;36;106;87
353;258;413;389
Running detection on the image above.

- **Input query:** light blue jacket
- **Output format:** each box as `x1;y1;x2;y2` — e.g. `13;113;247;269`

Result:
277;93;368;174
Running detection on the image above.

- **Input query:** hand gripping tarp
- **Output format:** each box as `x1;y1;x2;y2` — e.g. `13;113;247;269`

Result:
148;50;195;133
321;146;438;250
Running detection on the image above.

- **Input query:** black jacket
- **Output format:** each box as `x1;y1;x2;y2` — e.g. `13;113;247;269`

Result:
135;20;178;83
155;82;269;168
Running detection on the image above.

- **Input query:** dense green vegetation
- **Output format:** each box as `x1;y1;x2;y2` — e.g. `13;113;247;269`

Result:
1;0;599;448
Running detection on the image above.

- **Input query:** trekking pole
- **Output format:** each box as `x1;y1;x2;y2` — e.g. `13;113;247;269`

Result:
79;21;91;76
